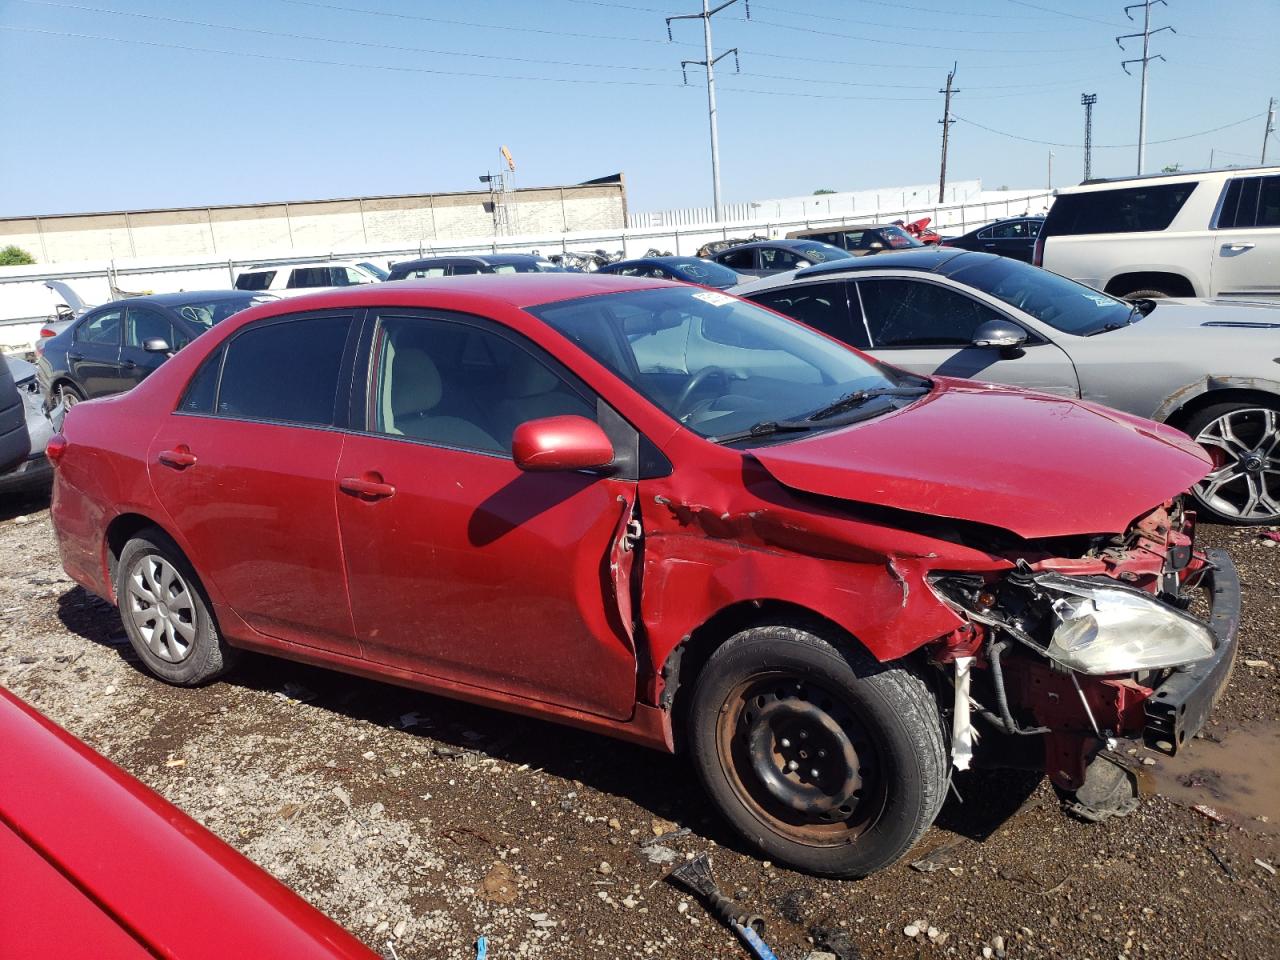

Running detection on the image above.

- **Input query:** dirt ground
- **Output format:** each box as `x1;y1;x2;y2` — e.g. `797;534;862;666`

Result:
2;490;1277;960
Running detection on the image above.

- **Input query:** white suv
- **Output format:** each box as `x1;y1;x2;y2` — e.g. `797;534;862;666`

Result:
233;259;387;297
1036;165;1280;300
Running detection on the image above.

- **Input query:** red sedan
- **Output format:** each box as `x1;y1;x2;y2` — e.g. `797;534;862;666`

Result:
48;274;1239;877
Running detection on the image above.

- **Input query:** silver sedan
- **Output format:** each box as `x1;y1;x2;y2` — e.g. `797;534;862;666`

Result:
733;248;1280;524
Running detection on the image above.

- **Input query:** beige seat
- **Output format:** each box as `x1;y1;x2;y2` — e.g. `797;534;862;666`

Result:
383;344;499;451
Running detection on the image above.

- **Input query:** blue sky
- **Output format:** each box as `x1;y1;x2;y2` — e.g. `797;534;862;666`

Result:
1;0;1276;216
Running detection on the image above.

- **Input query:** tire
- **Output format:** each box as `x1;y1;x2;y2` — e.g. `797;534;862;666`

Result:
116;528;236;685
686;622;948;878
1120;288;1170;301
1184;401;1280;525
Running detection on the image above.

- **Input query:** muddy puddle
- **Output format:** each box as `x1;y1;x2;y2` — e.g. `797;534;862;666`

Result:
1144;721;1280;834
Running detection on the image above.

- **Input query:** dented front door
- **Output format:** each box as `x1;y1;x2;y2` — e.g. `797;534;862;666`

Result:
335;432;640;720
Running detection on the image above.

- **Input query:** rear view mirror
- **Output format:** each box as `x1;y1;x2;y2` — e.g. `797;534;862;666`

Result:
971;319;1028;350
143;338;172;354
512;415;614;472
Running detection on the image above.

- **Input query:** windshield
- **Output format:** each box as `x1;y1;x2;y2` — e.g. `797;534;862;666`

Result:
946;256;1135;336
882;226;923;249
667;258;741;286
528;287;915;441
174;295;274;330
795;242;852;263
492;260;562;273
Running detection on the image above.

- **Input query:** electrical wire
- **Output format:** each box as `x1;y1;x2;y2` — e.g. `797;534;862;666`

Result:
952;111;1265;149
1000;0;1125;27
741;15;1098;54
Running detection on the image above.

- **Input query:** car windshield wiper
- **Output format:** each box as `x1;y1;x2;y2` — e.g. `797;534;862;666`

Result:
806;386;930;422
711;391;929;445
709;421;815;444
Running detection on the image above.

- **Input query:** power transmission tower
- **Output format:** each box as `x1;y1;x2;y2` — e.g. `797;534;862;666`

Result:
937;63;959;204
1081;93;1098;180
1116;0;1175;175
1263;97;1276;164
667;0;749;223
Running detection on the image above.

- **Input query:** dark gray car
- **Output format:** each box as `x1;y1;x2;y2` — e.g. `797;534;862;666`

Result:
710;239;853;278
734;247;1280;524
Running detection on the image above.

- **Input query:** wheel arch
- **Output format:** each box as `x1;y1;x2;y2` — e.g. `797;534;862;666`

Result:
103;512;183;600
1157;381;1280;429
1103;270;1197;298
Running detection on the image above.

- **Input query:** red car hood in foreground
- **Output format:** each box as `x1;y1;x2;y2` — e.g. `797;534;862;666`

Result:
0;687;378;960
749;380;1212;540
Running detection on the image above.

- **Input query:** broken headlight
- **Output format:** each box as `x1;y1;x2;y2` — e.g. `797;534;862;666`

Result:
1038;576;1215;675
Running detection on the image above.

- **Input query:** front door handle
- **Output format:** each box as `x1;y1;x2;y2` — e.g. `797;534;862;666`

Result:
121;359;137;370
158;446;197;470
68;352;83;362
1222;241;1255;252
339;474;396;500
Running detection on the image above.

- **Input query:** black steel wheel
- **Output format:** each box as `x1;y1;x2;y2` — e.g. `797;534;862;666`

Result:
687;622;948;878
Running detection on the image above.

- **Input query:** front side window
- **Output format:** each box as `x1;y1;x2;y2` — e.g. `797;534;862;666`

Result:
1045;182;1198;235
76;308;122;345
530;287;909;441
332;267;373;286
719;247;756;270
857;279;1006;347
1219;175;1280;229
369;315;595;454
449;262;484;276
748;282;867;349
214;315;351;425
125;306;179;350
761;248;803;270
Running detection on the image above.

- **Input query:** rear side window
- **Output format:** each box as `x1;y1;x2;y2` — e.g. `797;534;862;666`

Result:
748;282;868;349
719;248;756;270
1045;182;1198;235
214;315;352;425
1218;175;1280;229
287;267;331;288
235;271;274;291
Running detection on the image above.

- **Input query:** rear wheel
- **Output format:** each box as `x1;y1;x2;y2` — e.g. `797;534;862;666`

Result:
1119;288;1170;301
117;529;236;685
1185;401;1280;524
56;381;85;409
686;623;947;878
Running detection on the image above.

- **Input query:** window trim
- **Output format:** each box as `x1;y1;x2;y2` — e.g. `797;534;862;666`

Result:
171;309;362;430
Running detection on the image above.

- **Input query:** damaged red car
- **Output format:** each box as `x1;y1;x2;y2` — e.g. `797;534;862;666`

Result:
47;274;1240;878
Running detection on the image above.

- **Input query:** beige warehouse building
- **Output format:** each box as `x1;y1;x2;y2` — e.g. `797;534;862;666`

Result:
0;175;627;264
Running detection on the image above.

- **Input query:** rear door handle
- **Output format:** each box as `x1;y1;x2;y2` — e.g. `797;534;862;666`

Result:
339;474;396;500
1222;241;1255;252
68;353;83;362
157;447;197;469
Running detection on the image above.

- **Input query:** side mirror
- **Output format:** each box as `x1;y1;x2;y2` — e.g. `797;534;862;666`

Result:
868;242;885;251
971;319;1028;350
142;338;172;354
512;415;614;473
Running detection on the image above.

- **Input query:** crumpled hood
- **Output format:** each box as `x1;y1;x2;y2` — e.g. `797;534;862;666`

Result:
749;379;1212;540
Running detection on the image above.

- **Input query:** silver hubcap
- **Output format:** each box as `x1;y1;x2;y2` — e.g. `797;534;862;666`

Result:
127;555;197;662
1195;407;1280;522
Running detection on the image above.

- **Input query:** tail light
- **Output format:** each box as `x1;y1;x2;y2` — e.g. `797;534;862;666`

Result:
39;326;57;339
1032;234;1046;267
46;434;67;465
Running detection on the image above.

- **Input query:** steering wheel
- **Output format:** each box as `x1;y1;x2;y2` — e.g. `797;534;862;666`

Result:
675;366;730;420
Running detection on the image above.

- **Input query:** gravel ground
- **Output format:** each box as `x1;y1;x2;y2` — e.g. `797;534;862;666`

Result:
2;490;1277;960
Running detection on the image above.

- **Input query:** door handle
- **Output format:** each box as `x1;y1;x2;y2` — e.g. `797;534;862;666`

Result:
68;353;83;362
157;447;197;470
339;474;396;500
121;359;137;370
1222;241;1255;252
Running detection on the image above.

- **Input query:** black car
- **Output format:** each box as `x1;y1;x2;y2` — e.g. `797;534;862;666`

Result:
786;224;923;256
36;291;273;409
595;255;742;289
386;253;563;280
708;239;853;279
1;356;30;476
941;216;1044;263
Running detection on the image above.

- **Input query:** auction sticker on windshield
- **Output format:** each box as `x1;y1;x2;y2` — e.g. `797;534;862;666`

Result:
692;290;735;307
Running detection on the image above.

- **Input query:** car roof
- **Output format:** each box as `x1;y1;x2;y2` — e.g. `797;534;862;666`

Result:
94;290;258;309
1061;164;1280;194
722;239;837;252
792;246;973;279
607;256;706;268
393;253;544;268
245;272;671;315
241;260;367;271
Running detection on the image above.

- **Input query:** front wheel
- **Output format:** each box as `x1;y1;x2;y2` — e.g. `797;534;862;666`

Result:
686;623;948;878
1185;401;1280;524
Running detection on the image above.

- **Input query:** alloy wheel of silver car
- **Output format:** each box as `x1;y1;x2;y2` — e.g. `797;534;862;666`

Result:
1194;407;1280;523
126;554;198;663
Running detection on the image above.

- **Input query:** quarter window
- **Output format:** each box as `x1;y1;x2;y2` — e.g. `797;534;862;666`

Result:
76;308;122;345
180;347;223;414
214;315;352;425
369;315;596;454
857;279;1006;348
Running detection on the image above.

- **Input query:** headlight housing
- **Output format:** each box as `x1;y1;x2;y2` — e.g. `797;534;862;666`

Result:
1038;576;1215;674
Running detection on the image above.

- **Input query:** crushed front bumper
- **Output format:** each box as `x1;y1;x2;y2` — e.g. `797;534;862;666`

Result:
1143;547;1241;755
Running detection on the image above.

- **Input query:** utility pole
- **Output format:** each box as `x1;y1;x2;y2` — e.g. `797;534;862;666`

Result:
1117;0;1175;175
1263;97;1276;164
667;0;748;222
937;62;959;205
1081;93;1098;180
1048;149;1055;192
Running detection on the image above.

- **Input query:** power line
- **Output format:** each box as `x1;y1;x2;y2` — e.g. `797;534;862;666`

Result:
1117;0;1175;174
741;14;1097;53
1003;0;1124;26
952;111;1263;149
